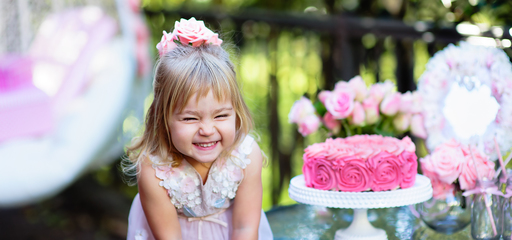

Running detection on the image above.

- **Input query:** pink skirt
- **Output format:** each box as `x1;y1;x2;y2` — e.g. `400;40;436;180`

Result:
126;194;273;240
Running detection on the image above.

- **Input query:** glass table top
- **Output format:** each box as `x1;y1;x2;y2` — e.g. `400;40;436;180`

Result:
266;204;472;240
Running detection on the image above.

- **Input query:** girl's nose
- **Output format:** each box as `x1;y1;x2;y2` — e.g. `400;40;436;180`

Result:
199;121;215;136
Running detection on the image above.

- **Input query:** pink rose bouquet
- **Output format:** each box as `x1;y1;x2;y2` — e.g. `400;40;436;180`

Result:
420;139;496;200
289;75;427;139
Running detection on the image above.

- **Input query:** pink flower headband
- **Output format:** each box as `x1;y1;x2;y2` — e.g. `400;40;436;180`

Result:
156;17;223;56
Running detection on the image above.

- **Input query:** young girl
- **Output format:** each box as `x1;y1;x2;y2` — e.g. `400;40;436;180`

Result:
124;18;273;240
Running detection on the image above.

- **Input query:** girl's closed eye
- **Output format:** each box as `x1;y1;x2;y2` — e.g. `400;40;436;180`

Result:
183;117;198;121
215;114;229;119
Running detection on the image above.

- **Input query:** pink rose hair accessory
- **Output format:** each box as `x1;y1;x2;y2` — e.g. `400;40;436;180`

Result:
156;17;223;56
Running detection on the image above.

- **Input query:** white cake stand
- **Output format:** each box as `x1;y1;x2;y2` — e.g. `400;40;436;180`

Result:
289;174;433;240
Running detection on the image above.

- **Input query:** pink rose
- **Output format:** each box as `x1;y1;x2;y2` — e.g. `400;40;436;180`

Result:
410;114;427;139
335;159;372;192
459;147;495;190
289;97;321;136
289;97;316;124
297;115;321;136
368;81;395;103
303;160;337;190
334;80;351;92
393;113;411;132
367;152;403;191
156;18;223;56
380;92;401;116
317;90;331;104
156;31;178;56
323;112;341;134
362;97;380;125
206;33;223;46
399;91;413;113
348;76;368;102
399;151;418;189
349;101;365;126
324;89;355;119
420;157;454;200
429;141;465;184
410;91;423;114
431;178;456;200
174;17;219;47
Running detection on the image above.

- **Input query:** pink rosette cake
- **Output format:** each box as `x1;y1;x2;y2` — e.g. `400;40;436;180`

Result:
303;134;417;192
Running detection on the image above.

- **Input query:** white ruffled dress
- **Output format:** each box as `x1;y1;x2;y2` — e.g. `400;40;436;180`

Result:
126;136;273;240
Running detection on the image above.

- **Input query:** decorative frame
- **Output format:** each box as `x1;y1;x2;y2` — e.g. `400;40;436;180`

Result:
417;42;512;160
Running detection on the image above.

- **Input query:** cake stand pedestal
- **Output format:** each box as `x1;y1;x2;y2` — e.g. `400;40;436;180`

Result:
289;174;433;240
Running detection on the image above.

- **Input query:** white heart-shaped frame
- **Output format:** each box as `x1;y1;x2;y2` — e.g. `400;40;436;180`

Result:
417;41;512;160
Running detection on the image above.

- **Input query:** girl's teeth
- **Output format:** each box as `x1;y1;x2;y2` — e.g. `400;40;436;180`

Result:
197;142;216;147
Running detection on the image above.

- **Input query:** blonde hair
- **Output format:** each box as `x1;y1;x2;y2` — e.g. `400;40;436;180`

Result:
122;43;253;180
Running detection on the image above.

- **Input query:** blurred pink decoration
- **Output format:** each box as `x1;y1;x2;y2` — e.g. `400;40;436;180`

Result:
128;0;152;78
29;7;117;114
0;55;53;141
0;56;33;92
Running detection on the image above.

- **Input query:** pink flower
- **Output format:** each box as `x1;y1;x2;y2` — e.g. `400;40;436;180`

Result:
410;91;423;114
410;114;427;139
317;90;331;104
421;156;455;200
399;91;413;113
323;112;341;134
303;160;337;190
399;151;418;189
156;18;222;56
288;96;317;124
349;101;365;126
367;152;403;191
362;97;380;125
380;92;401;116
174;17;220;47
288;97;315;123
429;140;465;184
348;76;367;102
432;178;456;200
335;159;372;192
334;80;351;92
368;81;395;103
324;88;355;119
156;30;178;56
297;115;321;136
459;146;495;190
393;113;411;132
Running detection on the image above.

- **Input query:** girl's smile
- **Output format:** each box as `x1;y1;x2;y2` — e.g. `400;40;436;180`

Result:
168;90;236;165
